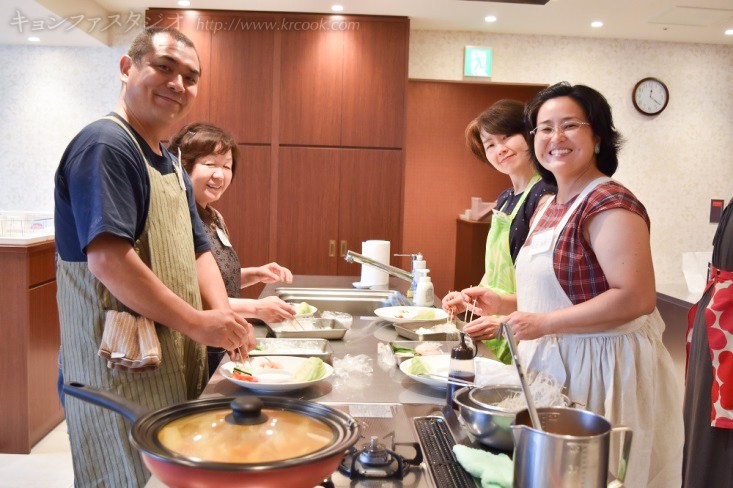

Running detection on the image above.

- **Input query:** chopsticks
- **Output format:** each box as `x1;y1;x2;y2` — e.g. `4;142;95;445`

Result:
419;372;476;388
236;346;250;369
466;297;477;324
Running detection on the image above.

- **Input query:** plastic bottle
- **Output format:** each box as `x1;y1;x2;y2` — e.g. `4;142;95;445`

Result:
406;255;426;299
414;270;434;307
447;332;476;409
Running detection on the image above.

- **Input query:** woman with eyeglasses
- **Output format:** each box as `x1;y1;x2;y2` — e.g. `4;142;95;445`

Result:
168;123;295;377
455;82;683;487
442;100;554;363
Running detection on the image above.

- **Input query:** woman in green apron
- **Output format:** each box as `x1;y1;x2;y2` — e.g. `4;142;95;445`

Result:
442;100;554;362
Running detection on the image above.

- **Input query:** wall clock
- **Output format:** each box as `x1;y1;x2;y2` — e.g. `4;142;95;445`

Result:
632;77;669;115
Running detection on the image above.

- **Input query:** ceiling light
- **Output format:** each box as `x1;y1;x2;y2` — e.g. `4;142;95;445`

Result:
28;36;40;42
332;5;344;12
177;0;191;7
591;21;604;28
725;28;733;36
484;16;497;23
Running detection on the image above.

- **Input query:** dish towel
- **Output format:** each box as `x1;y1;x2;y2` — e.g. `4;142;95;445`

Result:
453;444;513;488
98;310;162;372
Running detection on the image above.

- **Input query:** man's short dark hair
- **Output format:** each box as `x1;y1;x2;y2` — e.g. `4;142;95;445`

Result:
127;26;197;64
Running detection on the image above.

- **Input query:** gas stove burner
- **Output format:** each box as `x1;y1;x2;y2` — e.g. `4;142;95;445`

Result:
339;436;411;480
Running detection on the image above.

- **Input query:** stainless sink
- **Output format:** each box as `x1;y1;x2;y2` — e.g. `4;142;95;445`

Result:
275;287;409;316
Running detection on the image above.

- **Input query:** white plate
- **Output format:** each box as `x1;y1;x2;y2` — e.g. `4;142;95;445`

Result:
220;356;333;393
399;355;517;390
293;304;317;317
352;281;375;289
374;306;448;324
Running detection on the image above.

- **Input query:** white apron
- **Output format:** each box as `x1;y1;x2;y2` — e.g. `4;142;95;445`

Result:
514;177;683;488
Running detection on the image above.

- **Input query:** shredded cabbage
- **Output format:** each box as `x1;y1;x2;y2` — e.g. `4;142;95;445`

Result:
408;357;429;376
293;357;326;382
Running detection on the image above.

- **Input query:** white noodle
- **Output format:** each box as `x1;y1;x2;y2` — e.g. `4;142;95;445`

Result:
488;372;565;411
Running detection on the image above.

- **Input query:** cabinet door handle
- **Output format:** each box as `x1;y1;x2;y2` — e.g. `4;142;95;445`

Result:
329;240;336;257
339;240;347;257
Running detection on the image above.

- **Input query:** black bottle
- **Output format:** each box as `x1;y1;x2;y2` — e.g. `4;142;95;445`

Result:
446;332;476;409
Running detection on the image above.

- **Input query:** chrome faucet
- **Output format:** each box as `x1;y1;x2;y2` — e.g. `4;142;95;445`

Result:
344;250;413;282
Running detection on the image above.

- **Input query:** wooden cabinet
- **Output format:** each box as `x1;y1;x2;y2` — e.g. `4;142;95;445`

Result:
279;17;409;148
0;241;62;454
337;149;403;275
148;9;409;279
276;148;403;276
209;13;276;144
454;219;490;291
279;21;344;146
276;147;340;274
342;20;409;148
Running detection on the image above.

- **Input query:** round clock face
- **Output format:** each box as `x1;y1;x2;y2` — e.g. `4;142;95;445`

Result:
633;77;669;115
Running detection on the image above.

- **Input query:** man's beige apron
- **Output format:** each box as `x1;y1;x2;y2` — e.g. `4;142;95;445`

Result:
57;116;206;487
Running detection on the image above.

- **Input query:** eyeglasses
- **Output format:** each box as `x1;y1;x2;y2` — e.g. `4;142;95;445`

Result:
530;120;591;138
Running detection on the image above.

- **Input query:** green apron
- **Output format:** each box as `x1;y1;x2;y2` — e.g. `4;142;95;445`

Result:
57;116;206;487
479;173;541;363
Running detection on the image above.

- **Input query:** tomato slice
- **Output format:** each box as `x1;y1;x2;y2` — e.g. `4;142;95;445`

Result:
233;371;258;382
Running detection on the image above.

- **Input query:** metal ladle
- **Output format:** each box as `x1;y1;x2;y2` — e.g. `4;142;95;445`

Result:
499;322;543;431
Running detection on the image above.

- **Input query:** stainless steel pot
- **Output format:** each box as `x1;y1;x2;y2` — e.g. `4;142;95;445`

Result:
453;385;517;450
512;407;632;488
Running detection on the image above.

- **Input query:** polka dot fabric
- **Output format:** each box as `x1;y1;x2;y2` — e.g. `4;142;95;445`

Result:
687;266;733;428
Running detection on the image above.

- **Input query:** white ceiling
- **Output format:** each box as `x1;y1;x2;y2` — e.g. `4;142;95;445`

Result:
2;0;732;47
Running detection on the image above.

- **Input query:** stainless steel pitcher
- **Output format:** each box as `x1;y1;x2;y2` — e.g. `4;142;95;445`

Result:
511;407;632;488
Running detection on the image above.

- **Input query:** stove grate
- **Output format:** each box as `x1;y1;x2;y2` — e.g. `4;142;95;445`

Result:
413;417;477;488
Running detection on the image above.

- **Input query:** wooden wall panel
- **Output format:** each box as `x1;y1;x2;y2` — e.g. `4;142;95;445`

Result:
342;19;409;149
279;23;344;146
276;148;340;274
454;219;491;291
402;81;544;296
212;145;272;299
337;149;404;276
209;14;276;144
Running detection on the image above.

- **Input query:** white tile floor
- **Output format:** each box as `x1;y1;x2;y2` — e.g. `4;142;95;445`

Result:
0;421;74;488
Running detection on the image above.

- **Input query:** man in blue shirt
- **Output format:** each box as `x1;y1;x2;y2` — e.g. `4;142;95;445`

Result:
54;26;254;487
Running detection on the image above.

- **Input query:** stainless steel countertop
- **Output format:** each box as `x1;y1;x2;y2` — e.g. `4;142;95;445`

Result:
201;274;454;405
145;275;472;488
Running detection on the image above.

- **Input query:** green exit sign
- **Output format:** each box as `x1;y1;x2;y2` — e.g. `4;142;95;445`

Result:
464;46;492;77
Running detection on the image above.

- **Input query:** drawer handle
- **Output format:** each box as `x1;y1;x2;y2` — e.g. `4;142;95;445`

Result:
339;240;347;257
329;240;336;257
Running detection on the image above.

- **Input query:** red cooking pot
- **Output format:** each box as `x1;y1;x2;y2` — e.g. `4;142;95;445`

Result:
63;382;361;488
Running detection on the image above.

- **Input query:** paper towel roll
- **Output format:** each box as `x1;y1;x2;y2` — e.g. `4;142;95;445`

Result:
361;240;390;285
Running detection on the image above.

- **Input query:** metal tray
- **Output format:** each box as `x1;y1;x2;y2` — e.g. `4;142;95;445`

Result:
250;338;334;364
266;318;348;340
389;340;459;365
393;321;464;341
